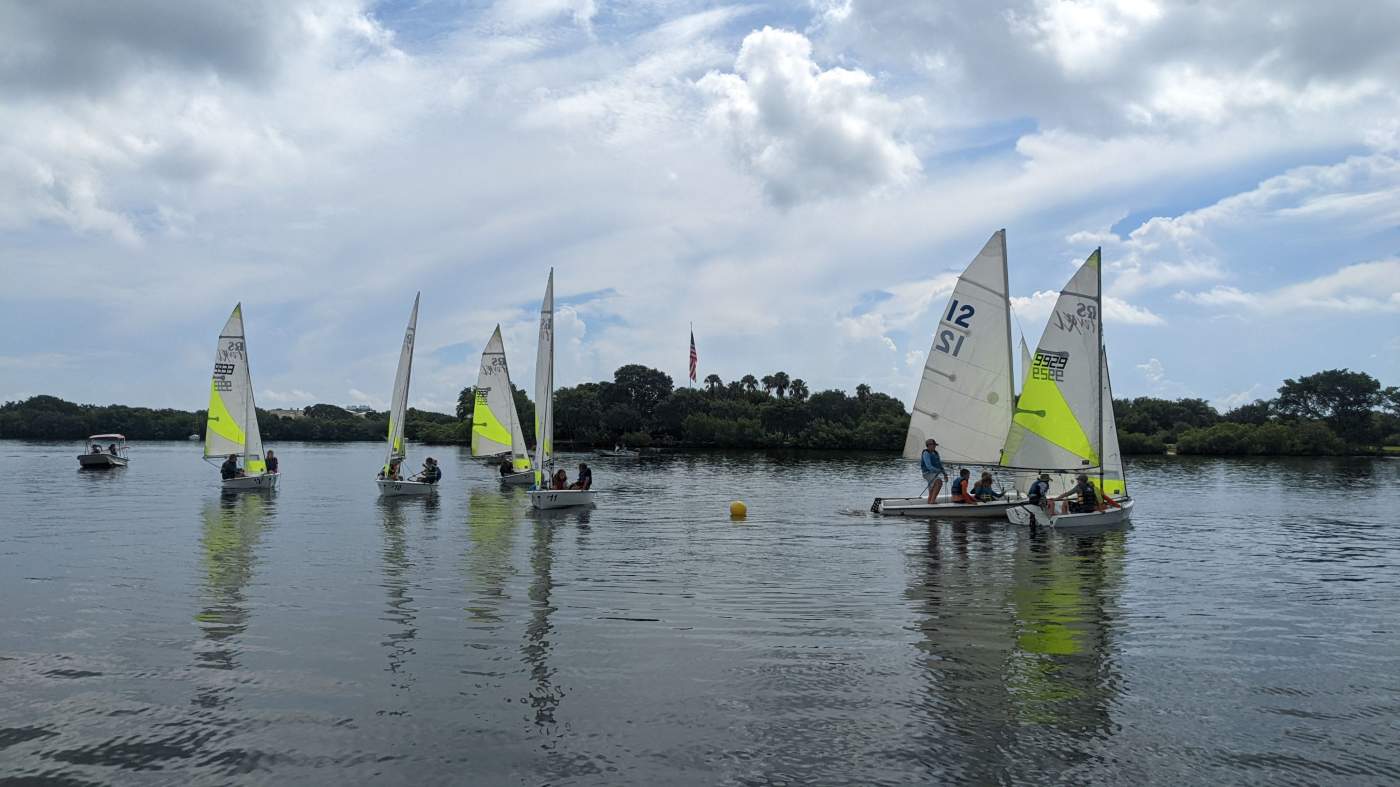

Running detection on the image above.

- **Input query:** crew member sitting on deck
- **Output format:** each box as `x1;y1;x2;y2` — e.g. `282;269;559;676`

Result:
416;457;442;484
1054;473;1098;514
108;443;119;456
569;462;592;490
500;459;513;477
221;454;241;480
552;469;569;490
971;472;1003;501
265;450;278;474
950;468;978;504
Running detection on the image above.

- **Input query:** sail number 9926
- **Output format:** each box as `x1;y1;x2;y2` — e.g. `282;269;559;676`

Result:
935;298;976;357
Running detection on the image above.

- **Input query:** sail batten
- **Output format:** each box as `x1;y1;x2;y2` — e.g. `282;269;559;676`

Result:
902;230;1015;465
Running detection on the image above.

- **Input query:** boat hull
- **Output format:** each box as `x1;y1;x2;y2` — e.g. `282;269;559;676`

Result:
377;479;436;497
222;473;279;492
872;495;1027;519
78;454;127;468
528;489;596;509
499;470;534;487
595;450;639;458
1006;497;1134;529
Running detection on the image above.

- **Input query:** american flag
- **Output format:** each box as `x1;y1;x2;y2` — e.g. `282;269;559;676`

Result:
688;327;698;383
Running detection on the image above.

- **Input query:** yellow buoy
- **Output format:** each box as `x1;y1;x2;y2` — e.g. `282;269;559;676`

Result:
729;500;747;519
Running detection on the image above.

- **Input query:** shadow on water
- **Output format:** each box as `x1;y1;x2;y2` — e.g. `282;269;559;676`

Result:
908;522;1125;783
192;492;274;709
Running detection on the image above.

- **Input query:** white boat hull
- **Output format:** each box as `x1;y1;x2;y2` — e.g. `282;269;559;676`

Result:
78;454;127;468
499;470;534;487
595;450;638;458
1007;497;1134;529
222;473;279;492
872;494;1027;519
377;479;436;497
528;489;597;509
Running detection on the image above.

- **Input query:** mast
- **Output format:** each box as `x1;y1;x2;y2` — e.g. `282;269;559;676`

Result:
1095;248;1104;498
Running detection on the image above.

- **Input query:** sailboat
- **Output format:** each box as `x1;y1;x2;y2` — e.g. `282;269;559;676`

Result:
526;270;596;510
205;304;278;491
377;294;435;497
1003;250;1133;528
873;230;1026;518
472;325;534;486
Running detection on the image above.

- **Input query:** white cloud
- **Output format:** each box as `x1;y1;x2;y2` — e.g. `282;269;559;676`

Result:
1213;383;1264;413
1137;357;1165;383
262;388;316;404
697;26;920;206
1178;259;1400;314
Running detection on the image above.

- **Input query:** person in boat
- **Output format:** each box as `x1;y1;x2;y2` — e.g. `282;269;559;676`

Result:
972;471;1003;501
1027;473;1051;508
380;459;403;481
499;459;513;478
950;468;978;504
920;438;947;504
552;468;568;490
221;454;241;480
1054;473;1099;514
265;450;278;474
107;443;119;456
415;457;442;484
570;462;592;490
91;444;102;454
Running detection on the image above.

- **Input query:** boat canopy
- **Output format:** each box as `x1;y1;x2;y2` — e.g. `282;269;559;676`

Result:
87;434;126;441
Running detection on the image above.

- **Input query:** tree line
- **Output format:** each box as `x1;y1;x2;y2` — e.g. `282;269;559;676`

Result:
3;367;1394;456
1115;369;1398;456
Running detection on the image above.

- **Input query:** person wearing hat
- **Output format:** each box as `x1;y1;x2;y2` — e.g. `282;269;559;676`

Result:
1027;472;1051;508
920;438;947;504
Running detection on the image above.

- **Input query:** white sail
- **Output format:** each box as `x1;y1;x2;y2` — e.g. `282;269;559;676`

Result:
1099;346;1126;497
902;229;1015;465
532;270;555;488
473;326;532;471
205;303;267;474
384;294;419;473
1000;249;1104;482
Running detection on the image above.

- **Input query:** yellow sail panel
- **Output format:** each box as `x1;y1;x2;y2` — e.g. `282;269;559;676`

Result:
1091;477;1126;498
512;456;531;471
246;458;266;474
205;381;246;452
1013;367;1097;465
472;396;511;450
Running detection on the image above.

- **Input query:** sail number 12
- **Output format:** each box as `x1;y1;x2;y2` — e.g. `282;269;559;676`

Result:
935;298;976;357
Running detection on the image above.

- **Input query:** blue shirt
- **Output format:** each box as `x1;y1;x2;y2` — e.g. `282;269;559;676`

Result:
920;449;945;475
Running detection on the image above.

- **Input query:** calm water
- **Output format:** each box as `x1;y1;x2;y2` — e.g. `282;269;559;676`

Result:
1;441;1397;786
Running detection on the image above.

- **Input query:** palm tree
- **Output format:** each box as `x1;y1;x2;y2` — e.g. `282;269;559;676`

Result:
740;374;759;393
704;374;723;394
773;371;790;399
760;374;777;396
789;379;809;402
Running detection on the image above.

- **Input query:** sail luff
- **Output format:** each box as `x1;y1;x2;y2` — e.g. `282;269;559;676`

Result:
902;229;1015;465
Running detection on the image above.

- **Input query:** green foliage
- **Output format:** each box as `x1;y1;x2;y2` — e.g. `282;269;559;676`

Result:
1176;421;1347;456
1276;369;1382;445
1223;399;1274;425
1114;397;1218;442
1117;431;1166;454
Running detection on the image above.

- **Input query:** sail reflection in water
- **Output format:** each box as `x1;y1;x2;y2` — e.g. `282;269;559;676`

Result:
464;489;523;624
907;523;1124;783
194;493;273;707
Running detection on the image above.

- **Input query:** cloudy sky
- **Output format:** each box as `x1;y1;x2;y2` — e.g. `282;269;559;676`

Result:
2;0;1397;414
